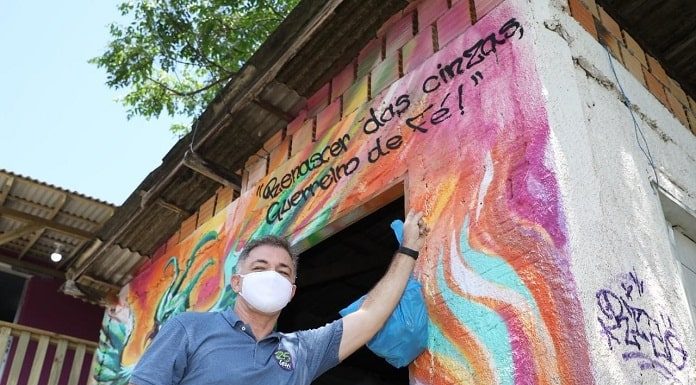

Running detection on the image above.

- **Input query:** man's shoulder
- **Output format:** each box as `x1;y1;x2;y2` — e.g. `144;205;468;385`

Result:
167;310;226;329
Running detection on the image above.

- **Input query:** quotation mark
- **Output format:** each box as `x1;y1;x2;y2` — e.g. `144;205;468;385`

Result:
471;71;483;86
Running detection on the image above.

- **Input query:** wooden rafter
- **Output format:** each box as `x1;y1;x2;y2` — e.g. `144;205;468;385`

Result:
79;275;122;293
18;193;67;260
0;224;44;245
253;98;294;122
57;239;86;270
0;207;94;239
182;150;242;189
155;198;190;217
0;176;15;205
0;253;64;279
4;195;101;228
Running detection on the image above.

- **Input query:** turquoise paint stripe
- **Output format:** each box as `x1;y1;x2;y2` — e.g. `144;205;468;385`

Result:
459;220;540;320
210;238;241;311
436;255;513;385
428;320;474;373
221;247;239;290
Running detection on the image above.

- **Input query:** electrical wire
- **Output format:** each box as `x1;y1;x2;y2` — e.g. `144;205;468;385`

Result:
604;45;660;193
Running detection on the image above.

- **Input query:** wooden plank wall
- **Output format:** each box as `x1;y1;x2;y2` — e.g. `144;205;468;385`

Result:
0;322;97;385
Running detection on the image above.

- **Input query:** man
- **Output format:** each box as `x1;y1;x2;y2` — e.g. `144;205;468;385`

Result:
130;210;429;385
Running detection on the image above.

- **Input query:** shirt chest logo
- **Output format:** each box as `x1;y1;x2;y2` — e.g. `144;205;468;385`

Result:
274;349;293;371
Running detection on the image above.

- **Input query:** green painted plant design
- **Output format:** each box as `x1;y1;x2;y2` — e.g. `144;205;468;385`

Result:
93;230;219;384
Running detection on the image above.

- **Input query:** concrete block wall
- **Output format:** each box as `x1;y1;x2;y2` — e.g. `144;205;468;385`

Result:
530;0;696;382
567;0;696;135
150;185;237;262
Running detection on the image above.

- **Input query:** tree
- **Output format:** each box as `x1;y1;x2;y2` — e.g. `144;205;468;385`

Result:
91;0;299;134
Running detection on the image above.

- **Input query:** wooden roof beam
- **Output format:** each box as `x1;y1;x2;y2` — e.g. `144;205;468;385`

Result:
0;207;94;239
4;196;102;228
18;193;67;260
0;224;44;245
57;239;86;270
155;198;191;217
0;253;64;279
183;150;242;190
253;98;294;122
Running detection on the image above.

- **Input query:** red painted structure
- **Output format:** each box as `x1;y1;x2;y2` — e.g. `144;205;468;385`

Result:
0;277;103;385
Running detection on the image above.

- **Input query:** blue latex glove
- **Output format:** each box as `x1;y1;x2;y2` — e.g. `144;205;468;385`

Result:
390;219;404;245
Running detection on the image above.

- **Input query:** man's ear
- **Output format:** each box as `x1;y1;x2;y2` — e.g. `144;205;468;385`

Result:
231;274;242;294
290;284;297;300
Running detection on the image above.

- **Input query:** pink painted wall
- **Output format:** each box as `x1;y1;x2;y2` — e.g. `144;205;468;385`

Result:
0;277;101;385
16;277;103;341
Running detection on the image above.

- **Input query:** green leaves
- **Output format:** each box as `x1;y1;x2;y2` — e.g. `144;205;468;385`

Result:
92;0;298;134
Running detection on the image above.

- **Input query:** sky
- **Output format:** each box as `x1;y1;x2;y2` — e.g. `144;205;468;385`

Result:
0;1;182;205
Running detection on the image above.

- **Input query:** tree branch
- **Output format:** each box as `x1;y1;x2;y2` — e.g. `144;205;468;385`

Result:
186;39;236;76
267;3;285;19
151;15;236;76
146;75;231;97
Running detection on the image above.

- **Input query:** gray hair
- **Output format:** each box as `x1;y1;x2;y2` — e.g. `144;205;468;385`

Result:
235;235;298;272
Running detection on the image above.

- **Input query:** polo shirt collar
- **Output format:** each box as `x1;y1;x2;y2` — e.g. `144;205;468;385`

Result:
223;308;283;341
222;308;244;327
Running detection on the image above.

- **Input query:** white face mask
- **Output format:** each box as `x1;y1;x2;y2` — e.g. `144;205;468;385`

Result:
238;271;294;314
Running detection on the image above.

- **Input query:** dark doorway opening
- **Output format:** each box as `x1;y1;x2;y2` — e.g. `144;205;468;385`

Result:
278;196;409;385
0;270;26;322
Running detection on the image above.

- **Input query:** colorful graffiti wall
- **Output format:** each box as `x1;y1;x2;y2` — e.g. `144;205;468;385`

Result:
95;1;598;384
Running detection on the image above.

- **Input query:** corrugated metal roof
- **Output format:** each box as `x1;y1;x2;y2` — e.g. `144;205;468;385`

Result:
0;169;116;286
0;169;144;304
96;244;147;286
0;169;115;205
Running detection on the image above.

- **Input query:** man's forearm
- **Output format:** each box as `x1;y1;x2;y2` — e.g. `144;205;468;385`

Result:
338;210;427;360
358;252;415;335
338;251;416;360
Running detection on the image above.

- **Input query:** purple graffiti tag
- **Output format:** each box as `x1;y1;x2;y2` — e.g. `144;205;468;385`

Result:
622;351;681;383
596;268;689;381
620;268;644;300
595;289;626;349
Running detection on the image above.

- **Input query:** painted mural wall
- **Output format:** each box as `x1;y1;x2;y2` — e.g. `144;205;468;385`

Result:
94;0;696;384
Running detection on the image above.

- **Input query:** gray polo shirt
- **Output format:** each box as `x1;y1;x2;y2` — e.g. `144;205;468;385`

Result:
130;310;343;385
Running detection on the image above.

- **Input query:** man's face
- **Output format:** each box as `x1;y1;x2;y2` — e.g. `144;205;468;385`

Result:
232;244;297;295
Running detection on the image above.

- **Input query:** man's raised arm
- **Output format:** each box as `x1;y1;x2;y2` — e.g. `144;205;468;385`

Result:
338;210;429;361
